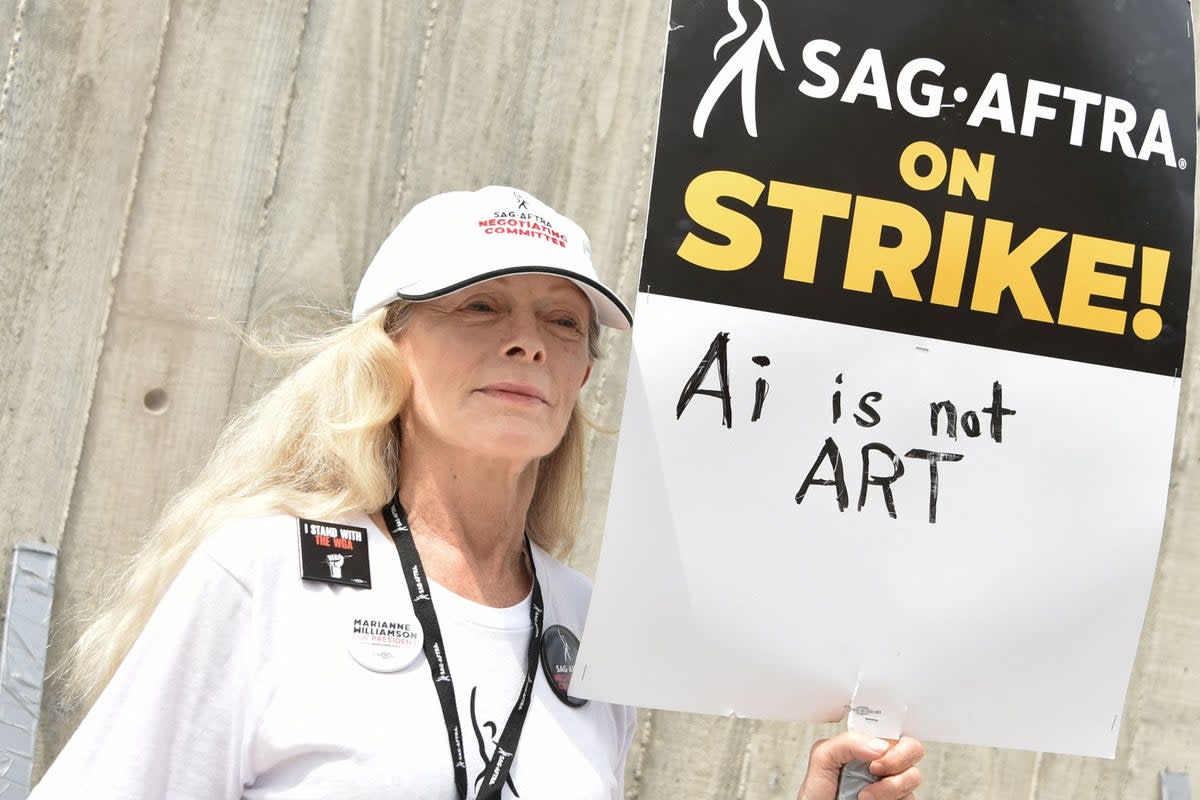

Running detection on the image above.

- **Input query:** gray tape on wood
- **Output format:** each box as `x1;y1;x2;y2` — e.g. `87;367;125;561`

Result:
1162;770;1192;800
0;542;59;798
837;759;880;800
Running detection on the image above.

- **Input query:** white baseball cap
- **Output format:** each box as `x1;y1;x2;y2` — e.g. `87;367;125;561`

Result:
352;186;633;329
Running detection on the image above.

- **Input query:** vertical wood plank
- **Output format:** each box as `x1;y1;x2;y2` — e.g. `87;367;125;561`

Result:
226;1;432;410
38;0;312;770
0;0;168;549
0;0;171;777
0;0;26;132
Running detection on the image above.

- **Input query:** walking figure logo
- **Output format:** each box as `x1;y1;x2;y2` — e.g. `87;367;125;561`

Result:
558;629;573;662
693;0;785;138
470;687;521;796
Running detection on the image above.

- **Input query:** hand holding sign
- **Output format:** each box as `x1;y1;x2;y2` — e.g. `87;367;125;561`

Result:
797;734;923;800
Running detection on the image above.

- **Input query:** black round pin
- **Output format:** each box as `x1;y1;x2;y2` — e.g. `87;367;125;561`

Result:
540;624;588;707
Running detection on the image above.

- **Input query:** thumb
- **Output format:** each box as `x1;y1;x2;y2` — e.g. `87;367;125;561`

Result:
818;731;892;768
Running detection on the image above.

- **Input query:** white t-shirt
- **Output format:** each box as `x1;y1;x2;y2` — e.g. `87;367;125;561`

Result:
33;513;636;799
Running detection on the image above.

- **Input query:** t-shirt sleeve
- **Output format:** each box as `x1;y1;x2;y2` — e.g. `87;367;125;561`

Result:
614;704;639;796
32;547;258;800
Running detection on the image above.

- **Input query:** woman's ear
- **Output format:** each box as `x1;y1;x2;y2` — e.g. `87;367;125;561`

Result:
580;364;593;387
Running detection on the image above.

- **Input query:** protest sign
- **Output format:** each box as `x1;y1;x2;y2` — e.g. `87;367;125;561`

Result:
573;0;1196;758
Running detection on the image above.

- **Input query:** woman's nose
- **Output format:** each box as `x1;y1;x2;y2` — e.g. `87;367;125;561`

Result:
502;312;546;362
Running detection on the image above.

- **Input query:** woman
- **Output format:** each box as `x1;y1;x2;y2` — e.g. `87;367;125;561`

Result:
34;186;923;799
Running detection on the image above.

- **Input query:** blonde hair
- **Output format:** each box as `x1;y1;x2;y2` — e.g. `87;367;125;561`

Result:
62;300;598;707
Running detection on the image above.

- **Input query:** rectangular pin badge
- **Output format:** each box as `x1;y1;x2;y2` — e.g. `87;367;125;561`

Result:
297;518;371;588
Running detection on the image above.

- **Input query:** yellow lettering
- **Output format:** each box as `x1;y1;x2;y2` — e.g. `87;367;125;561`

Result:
970;220;1062;322
898;141;947;192
676;170;766;271
1131;247;1170;340
948;149;995;201
1059;234;1133;334
843;196;930;301
766;181;852;283
930;211;974;307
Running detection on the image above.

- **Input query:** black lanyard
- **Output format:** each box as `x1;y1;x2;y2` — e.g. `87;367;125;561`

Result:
382;495;544;800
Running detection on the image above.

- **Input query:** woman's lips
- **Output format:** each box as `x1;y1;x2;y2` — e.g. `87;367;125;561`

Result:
478;382;548;405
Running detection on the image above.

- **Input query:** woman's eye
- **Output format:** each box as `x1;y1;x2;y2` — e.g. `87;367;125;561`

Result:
552;316;582;330
463;301;495;312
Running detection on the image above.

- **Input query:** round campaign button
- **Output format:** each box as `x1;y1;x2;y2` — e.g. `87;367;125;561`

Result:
540;624;588;707
346;608;423;673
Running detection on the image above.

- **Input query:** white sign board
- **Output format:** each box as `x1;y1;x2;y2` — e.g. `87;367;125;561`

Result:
575;296;1177;756
572;0;1194;758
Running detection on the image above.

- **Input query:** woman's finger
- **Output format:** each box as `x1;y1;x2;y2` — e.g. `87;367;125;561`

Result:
860;767;922;800
810;731;893;770
868;736;925;776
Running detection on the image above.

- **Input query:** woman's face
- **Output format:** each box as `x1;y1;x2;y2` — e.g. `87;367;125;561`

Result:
395;274;594;464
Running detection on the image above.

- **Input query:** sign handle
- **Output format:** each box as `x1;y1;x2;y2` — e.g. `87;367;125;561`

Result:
835;759;879;800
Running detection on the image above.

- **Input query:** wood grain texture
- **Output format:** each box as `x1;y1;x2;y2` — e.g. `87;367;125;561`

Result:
4;1;1196;797
0;0;169;774
0;0;167;550
0;0;26;133
224;1;431;411
38;0;312;769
